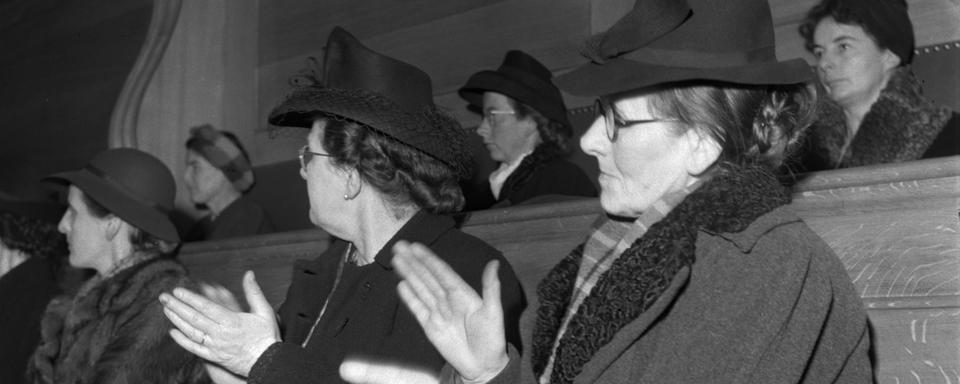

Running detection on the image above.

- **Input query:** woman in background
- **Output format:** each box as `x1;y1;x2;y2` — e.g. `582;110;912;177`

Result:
27;148;206;384
798;0;959;170
459;50;596;209
343;0;872;383
183;124;275;241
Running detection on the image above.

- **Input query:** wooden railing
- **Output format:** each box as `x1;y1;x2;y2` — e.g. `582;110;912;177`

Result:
179;156;960;383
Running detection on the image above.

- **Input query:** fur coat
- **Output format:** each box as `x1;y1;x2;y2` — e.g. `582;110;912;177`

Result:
801;66;958;171
27;255;208;384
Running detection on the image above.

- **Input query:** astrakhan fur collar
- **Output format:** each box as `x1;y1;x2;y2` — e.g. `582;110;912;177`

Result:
808;67;952;168
531;164;791;384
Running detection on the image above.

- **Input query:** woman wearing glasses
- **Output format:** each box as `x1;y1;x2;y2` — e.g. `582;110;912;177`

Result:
459;50;596;210
159;27;525;384
342;1;872;383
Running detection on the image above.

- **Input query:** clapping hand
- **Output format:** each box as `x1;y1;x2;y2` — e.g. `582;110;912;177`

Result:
159;271;279;378
390;241;510;384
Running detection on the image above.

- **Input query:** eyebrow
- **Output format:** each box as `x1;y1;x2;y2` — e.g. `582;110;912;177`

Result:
812;34;859;50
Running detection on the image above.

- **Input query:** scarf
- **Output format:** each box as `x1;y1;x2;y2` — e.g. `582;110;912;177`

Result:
539;180;697;383
807;67;952;169
531;164;791;384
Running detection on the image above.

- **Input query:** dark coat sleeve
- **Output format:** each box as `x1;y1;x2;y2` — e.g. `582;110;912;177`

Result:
922;111;960;159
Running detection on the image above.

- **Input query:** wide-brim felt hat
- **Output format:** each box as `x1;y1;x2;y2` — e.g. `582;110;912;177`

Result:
459;50;571;127
557;0;814;97
46;148;179;242
269;27;471;177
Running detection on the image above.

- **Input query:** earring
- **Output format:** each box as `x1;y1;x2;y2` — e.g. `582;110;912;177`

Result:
343;193;350;200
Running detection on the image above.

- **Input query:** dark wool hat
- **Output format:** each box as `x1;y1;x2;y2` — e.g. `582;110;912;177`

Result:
46;148;179;242
832;0;915;64
186;124;255;193
459;50;571;128
557;0;814;97
268;27;472;177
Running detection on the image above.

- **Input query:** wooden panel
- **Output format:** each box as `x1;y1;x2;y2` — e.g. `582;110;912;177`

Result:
258;0;503;64
869;306;960;383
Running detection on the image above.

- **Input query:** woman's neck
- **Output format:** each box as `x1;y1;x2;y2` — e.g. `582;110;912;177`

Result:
348;199;416;266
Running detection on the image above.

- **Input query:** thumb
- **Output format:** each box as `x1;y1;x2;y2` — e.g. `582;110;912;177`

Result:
243;271;273;318
480;260;503;316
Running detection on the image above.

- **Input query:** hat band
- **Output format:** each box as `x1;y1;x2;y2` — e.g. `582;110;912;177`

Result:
85;165;170;214
622;45;777;69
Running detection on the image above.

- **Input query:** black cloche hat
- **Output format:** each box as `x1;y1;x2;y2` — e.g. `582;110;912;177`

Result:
458;50;571;128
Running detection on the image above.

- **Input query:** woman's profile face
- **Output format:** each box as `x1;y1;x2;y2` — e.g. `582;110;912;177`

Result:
580;95;711;218
476;92;539;164
301;121;350;233
183;150;230;205
58;186;110;272
812;17;898;109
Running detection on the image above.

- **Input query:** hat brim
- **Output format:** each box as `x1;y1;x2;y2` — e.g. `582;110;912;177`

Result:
458;71;571;127
46;169;179;243
556;57;813;97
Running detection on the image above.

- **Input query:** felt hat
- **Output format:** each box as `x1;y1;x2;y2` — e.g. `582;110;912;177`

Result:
459;50;571;127
557;0;814;96
268;27;471;177
46;148;179;242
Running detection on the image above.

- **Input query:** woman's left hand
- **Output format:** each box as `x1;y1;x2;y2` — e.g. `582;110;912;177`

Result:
159;271;279;377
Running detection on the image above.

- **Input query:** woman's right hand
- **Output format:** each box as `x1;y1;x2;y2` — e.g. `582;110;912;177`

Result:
391;241;509;384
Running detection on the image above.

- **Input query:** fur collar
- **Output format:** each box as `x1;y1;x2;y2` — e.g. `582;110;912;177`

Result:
808;67;952;168
531;164;791;384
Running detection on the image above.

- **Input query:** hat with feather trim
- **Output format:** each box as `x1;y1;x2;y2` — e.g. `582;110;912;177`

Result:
268;27;472;178
557;0;814;97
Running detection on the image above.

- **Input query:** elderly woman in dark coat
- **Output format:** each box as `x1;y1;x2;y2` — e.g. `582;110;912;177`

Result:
459;50;597;209
26;148;206;384
797;0;960;170
342;0;873;383
159;27;525;384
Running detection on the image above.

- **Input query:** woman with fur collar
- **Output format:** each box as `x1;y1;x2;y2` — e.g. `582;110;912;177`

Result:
797;0;960;170
27;148;206;384
340;0;873;383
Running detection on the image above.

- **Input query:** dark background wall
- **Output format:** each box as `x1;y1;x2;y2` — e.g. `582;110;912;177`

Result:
0;0;152;197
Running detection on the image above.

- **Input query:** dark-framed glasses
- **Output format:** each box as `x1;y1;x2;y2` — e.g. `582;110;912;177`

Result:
594;99;680;142
298;145;332;170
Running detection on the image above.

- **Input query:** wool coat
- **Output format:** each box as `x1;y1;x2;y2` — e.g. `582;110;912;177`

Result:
467;205;872;384
0;256;62;384
185;195;275;242
26;256;207;384
247;211;526;384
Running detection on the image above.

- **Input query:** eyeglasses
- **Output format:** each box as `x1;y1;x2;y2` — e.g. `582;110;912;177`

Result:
594;99;681;142
481;109;516;125
298;145;332;170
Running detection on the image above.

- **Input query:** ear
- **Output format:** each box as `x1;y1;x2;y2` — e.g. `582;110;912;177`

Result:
881;49;901;72
103;215;123;241
343;167;363;200
683;129;721;176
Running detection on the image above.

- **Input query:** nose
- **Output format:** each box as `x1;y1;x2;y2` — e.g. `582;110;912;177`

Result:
817;51;835;73
580;116;607;158
476;119;491;139
57;211;70;235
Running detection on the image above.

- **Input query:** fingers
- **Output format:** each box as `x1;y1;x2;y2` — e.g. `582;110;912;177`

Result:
160;292;223;338
169;287;234;323
168;327;213;361
243;271;274;320
480;260;504;316
201;283;241;312
392;242;442;312
340;358;439;384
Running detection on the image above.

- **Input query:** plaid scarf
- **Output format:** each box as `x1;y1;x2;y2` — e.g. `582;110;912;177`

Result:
539;180;700;384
